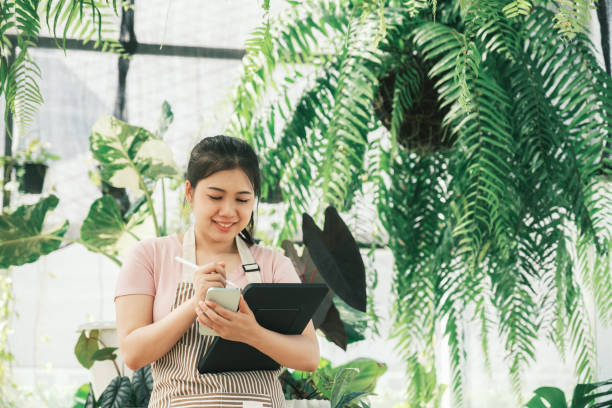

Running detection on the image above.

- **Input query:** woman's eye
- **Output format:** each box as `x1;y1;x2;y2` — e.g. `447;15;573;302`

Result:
237;199;249;203
208;196;222;201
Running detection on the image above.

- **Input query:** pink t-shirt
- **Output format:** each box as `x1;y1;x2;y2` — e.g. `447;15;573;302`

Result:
114;235;301;322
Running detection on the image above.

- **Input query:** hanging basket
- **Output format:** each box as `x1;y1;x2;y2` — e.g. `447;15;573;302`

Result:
18;162;48;194
372;59;454;153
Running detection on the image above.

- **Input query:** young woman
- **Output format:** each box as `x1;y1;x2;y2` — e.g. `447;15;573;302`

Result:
114;136;319;407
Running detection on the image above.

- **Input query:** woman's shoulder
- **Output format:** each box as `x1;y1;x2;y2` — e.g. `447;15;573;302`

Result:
126;234;181;257
250;242;287;262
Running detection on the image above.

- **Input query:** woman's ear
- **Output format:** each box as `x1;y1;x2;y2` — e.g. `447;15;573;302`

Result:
185;180;193;203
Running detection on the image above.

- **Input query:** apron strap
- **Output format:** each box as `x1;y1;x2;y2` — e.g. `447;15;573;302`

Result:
236;234;262;284
181;225;262;284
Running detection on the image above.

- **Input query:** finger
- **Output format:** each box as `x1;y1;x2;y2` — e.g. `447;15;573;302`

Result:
205;300;234;320
195;262;223;275
215;262;226;278
202;303;227;325
238;296;252;314
196;306;214;327
203;273;226;285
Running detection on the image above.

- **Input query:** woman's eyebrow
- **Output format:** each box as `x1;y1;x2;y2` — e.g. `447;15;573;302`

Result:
207;186;253;195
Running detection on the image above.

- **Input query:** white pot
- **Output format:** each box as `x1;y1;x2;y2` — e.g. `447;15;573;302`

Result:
77;321;132;396
285;400;331;408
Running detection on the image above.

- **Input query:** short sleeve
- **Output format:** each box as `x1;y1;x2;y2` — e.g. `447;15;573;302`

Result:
114;240;156;300
272;253;302;284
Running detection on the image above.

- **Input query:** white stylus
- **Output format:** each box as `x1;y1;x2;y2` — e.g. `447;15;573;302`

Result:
175;256;240;289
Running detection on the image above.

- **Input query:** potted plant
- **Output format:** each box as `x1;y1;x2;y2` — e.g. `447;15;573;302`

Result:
13;140;60;194
281;357;387;408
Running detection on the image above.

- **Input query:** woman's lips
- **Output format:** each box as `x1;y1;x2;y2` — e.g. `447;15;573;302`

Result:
213;220;235;232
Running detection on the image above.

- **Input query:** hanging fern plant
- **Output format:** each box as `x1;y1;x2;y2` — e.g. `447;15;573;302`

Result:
0;0;126;136
228;0;612;405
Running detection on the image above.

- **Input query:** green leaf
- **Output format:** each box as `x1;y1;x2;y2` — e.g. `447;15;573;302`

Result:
0;195;69;268
90;347;117;362
80;196;127;253
532;387;568;408
131;365;153;407
334;358;387;393
331;367;359;408
155;101;174;139
97;376;132;408
72;383;91;408
74;330;100;370
89;115;179;194
334;296;367;344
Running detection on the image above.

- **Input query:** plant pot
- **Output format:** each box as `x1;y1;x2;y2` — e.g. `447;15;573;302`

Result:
77;321;133;396
372;56;454;153
18;162;47;194
285;400;331;408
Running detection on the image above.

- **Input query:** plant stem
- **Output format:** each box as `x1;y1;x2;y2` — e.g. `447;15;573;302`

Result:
161;178;167;236
142;184;160;237
97;337;122;377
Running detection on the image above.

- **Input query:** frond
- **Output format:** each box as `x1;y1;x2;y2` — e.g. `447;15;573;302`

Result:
553;0;594;38
5;45;43;135
43;0;125;56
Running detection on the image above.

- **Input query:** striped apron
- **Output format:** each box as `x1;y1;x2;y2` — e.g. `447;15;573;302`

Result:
148;226;285;408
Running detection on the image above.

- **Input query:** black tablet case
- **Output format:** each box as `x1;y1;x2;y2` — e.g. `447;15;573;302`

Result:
198;283;328;374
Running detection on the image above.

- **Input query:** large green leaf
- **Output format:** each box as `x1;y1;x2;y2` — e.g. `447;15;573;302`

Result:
0;195;69;268
98;376;132;408
330;367;360;408
131;365;154;407
80;195;149;254
74;330;100;370
80;196;127;253
89;115;179;194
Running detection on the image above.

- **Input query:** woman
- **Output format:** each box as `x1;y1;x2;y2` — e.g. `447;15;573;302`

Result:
114;135;319;407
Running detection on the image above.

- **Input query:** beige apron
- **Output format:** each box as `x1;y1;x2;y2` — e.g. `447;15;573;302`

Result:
148;226;285;408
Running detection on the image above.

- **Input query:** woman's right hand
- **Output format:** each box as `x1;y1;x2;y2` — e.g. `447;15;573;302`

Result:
192;262;226;302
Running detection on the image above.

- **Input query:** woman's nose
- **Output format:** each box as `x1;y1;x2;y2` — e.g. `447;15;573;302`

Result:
218;200;236;215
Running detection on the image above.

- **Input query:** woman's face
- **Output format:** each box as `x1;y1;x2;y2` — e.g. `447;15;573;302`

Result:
185;168;255;246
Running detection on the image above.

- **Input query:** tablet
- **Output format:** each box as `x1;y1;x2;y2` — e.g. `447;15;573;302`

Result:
198;283;328;374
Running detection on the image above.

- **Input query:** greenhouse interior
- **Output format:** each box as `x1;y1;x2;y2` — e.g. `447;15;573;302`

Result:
1;0;612;407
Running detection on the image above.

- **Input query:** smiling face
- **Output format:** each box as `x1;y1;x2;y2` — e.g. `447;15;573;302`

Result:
185;168;255;247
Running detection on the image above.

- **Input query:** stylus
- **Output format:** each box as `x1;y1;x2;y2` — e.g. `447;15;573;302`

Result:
174;256;240;289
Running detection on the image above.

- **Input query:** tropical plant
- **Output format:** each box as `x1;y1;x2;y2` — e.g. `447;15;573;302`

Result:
281;357;387;407
71;366;153;408
0;0;126;136
525;378;612;408
227;0;612;405
0;102;181;269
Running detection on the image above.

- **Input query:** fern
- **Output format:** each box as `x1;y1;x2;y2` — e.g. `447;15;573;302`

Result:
1;0;124;136
230;0;612;405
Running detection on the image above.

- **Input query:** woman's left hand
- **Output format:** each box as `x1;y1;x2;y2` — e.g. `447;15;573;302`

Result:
195;296;260;343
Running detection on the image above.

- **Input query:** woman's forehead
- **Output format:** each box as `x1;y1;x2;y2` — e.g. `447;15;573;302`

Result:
200;168;254;192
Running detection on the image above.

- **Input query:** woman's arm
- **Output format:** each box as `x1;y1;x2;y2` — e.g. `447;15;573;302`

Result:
116;262;227;370
115;294;198;370
197;296;320;372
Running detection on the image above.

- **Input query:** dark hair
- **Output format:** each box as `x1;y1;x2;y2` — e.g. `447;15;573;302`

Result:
186;135;261;245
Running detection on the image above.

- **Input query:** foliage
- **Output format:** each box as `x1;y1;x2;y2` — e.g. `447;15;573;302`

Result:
0;102;180;269
73;366;153;408
281;357;386;407
525;378;612;408
227;0;612;405
14;139;60;165
0;0;126;136
0;194;68;268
